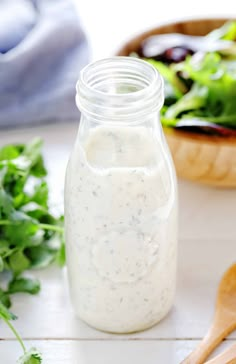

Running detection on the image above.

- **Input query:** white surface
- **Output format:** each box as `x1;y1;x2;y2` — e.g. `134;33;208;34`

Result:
0;123;236;363
1;340;236;364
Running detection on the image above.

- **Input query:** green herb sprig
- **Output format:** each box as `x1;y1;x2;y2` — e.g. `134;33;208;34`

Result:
0;138;65;362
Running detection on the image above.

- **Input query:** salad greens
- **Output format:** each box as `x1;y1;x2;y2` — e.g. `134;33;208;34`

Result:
144;21;236;133
0;138;65;363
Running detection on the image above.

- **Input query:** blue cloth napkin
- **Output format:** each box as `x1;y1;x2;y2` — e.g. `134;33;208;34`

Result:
0;0;89;127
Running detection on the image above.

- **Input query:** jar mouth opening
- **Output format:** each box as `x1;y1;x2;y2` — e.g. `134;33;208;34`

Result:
76;57;164;122
79;57;159;98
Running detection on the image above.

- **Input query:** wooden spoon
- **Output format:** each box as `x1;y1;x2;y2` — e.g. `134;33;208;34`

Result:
181;263;236;364
205;343;236;364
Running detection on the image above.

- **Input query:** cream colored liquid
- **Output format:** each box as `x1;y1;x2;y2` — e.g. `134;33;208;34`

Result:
65;126;177;333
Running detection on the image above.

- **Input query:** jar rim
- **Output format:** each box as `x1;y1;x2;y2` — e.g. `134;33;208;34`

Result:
76;57;164;123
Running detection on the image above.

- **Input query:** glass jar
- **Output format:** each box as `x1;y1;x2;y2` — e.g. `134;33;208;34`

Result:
65;57;178;334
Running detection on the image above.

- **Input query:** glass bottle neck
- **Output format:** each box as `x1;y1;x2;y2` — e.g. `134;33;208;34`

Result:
76;57;164;125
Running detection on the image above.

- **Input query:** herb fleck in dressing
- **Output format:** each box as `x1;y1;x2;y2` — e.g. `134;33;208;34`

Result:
65;126;177;333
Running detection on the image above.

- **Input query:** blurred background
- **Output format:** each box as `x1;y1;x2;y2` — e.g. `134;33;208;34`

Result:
76;0;235;58
0;0;235;129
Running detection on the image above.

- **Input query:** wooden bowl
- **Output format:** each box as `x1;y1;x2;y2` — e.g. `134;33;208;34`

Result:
116;18;236;187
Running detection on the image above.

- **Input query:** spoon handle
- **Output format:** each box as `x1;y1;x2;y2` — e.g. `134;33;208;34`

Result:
204;343;236;364
181;314;236;364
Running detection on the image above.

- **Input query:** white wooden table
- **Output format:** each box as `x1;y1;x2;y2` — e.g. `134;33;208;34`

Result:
1;2;236;362
0;122;236;363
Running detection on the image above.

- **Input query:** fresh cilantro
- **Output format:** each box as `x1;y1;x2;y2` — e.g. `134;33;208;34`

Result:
18;348;42;364
8;278;41;295
0;303;42;364
0;138;65;363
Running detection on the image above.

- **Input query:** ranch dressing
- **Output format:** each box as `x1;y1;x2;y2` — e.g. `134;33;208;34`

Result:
65;57;178;333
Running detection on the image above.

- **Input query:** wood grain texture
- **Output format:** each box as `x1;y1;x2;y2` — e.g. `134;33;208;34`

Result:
181;264;236;364
116;18;236;187
165;128;236;187
205;342;236;364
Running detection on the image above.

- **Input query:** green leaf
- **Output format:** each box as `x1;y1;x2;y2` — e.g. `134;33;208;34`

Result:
0;289;11;308
18;348;42;364
22;139;43;165
0;256;4;272
161;116;178;127
8;278;40;295
14;192;28;209
0;145;20;161
0;166;8;184
21;202;48;220
56;240;66;267
0;187;13;218
5;211;40;248
31;156;47;177
0;301;17;321
198;114;236;127
0;138;63;363
22;138;47;177
165;84;208;119
25;245;56;269
147;58;187;96
9;250;31;275
10;156;32;173
0;240;10;255
31;181;48;208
